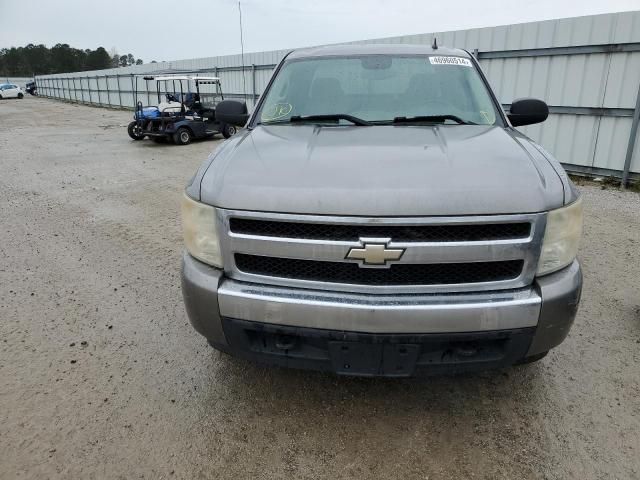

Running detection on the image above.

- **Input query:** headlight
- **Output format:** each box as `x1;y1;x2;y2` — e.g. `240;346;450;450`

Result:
181;193;223;267
537;197;583;276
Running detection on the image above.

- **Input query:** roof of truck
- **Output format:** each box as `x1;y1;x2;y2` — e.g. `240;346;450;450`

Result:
287;43;470;60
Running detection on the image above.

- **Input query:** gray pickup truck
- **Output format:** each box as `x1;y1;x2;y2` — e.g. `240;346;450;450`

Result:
181;44;583;377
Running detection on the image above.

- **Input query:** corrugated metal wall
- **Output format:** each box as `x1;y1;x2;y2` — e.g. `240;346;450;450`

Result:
35;11;640;177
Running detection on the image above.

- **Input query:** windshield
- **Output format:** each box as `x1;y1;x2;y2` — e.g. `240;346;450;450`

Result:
257;55;500;126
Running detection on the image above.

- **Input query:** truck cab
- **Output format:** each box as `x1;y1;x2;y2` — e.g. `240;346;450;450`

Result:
181;44;583;377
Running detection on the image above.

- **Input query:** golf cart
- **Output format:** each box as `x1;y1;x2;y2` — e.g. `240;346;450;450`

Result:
25;81;38;96
127;74;240;145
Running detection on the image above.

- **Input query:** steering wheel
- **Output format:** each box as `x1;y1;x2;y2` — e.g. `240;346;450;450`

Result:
166;93;178;102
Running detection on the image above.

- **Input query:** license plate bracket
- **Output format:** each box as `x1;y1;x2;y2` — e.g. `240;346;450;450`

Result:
329;342;383;376
328;342;420;377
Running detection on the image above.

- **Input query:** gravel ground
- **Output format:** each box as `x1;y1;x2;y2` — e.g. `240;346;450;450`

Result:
1;97;639;480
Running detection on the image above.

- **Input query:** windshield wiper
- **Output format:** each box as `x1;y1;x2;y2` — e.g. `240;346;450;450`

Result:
392;115;475;125
289;114;372;126
258;119;293;125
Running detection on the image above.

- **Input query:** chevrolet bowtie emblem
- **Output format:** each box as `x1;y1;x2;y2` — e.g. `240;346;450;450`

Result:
345;240;405;267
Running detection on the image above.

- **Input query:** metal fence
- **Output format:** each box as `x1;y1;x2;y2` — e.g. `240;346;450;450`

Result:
33;65;273;111
33;11;640;184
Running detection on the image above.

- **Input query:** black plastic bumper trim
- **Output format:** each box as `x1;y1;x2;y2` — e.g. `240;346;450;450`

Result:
221;318;536;377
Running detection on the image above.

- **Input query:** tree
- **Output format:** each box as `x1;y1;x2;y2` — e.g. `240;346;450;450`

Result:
0;44;144;75
22;43;49;75
50;43;79;73
108;47;120;68
2;47;26;75
86;47;111;70
135;59;143;65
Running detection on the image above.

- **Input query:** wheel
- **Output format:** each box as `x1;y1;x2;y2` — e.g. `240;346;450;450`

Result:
222;123;237;139
173;127;192;145
0;94;3;100
18;93;23;99
127;121;145;141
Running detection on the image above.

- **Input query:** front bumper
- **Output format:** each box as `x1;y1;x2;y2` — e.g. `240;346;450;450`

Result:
182;253;582;375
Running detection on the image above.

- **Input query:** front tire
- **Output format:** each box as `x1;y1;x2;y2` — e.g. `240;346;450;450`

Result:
222;123;237;139
18;93;24;99
173;127;192;145
127;121;145;141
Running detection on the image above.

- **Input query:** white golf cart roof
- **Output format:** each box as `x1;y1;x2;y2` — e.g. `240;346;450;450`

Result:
142;75;221;84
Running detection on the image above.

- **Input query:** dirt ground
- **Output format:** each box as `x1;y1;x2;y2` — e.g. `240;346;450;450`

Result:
1;97;639;480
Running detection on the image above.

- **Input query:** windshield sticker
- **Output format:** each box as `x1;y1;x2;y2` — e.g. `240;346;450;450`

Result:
261;103;293;121
480;110;495;124
429;56;473;67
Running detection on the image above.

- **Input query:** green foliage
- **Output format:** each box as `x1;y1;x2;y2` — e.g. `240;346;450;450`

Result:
0;44;143;76
117;53;142;68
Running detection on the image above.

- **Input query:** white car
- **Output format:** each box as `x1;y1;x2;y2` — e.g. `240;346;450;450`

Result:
0;84;24;99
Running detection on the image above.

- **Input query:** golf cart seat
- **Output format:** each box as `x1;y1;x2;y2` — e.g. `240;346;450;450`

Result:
157;101;185;115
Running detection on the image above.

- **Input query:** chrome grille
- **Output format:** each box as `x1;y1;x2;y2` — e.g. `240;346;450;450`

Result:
217;209;546;294
229;218;531;242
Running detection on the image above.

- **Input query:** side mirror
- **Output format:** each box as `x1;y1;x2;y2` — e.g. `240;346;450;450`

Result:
216;100;249;126
508;98;549;127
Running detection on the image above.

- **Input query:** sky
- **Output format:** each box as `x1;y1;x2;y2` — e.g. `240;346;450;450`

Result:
0;0;638;62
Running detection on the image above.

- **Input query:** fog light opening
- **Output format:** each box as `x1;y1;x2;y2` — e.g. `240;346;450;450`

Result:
454;342;479;358
275;334;297;351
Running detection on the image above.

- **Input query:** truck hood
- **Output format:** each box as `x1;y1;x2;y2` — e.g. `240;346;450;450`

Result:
199;124;566;216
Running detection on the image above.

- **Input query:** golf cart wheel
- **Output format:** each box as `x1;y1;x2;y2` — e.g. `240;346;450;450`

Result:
222;123;237;139
173;127;193;145
127;121;145;141
18;93;24;99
